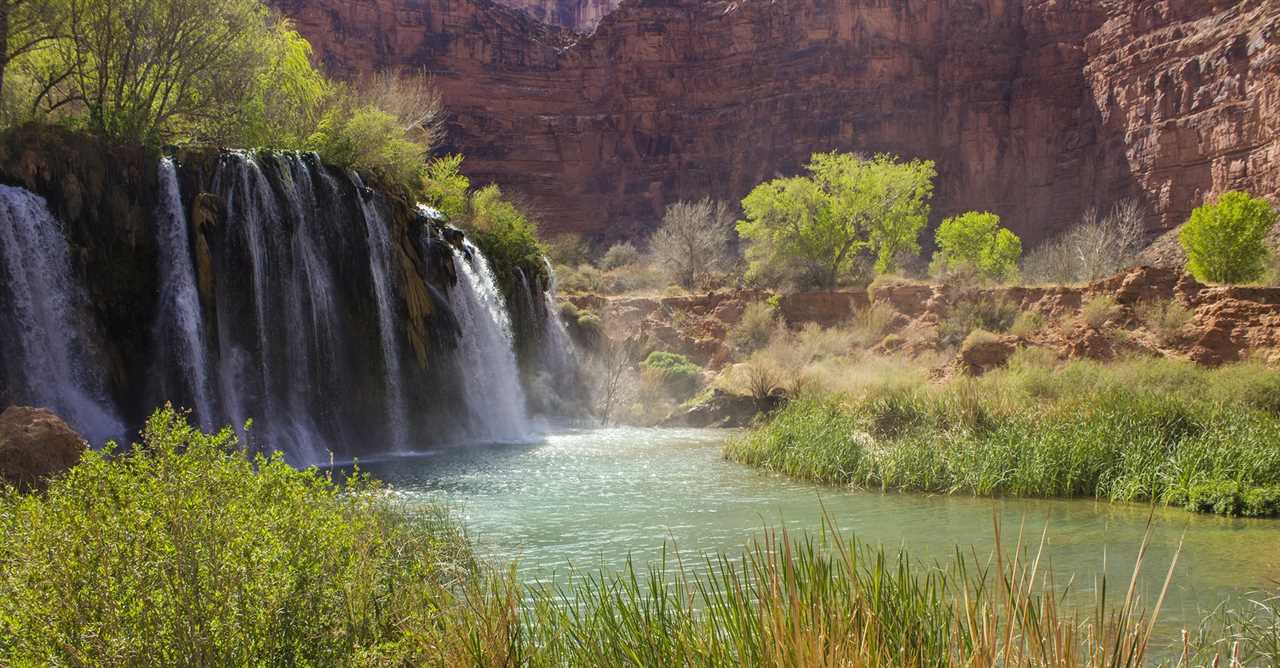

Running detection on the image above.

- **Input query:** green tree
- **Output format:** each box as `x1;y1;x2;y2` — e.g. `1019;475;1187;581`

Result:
0;0;66;118
737;152;935;289
1180;191;1278;284
58;0;272;142
931;211;1022;282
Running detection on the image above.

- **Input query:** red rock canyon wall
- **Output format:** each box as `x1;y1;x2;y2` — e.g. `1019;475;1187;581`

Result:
275;0;1280;243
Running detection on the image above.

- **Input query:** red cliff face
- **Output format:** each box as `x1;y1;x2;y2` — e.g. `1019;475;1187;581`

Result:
276;0;1280;243
490;0;617;31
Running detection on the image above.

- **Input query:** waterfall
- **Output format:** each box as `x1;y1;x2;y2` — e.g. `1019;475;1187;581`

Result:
152;158;213;428
209;152;351;464
538;260;581;397
352;174;409;452
448;242;534;442
0;185;123;442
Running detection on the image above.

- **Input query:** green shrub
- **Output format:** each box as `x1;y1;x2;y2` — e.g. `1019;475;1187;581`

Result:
464;185;547;293
930;211;1022;282
727;301;777;353
961;328;1001;353
306;105;427;197
1242;485;1280;517
1081;294;1119;329
0;407;490;665
640;351;704;399
1180;191;1278;284
599;241;642;270
1137;299;1192;344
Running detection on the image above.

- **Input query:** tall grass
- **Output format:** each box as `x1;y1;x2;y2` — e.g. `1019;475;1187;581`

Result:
726;357;1280;516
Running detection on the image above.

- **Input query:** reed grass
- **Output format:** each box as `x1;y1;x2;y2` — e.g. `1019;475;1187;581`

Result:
726;357;1280;516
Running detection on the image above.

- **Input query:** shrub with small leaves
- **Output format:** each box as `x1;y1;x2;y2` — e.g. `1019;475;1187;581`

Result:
1137;299;1193;344
728;301;778;353
640;351;704;399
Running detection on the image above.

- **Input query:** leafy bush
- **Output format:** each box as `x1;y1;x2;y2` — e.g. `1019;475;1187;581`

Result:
1137;299;1192;344
1082;294;1119;329
727;301;778;353
0;407;491;665
640;351;704;399
307;105;427;197
930;211;1022;282
939;296;1019;345
464;185;547;292
421;154;471;220
599;241;642;270
1180;191;1278;284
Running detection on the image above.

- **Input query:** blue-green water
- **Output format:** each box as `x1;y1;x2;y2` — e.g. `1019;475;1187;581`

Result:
351;427;1278;641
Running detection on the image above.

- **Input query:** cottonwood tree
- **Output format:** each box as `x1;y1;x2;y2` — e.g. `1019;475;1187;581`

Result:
1180;191;1278;284
931;211;1022;283
737;152;935;289
650;197;735;289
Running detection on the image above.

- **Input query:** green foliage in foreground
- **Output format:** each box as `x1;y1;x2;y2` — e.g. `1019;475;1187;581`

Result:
0;407;1268;666
0;407;491;666
1179;191;1278;284
726;356;1280;516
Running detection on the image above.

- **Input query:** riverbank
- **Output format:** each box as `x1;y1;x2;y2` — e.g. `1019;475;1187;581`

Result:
726;354;1280;517
1;408;1275;665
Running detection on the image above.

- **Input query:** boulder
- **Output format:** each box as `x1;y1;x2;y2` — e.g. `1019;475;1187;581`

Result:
0;406;88;491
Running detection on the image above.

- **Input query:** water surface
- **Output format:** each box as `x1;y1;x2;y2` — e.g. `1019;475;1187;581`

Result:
353;427;1279;639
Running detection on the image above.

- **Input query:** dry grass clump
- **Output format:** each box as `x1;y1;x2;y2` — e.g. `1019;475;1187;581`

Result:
1137;299;1193;344
939;296;1020;346
1008;310;1047;337
1082;294;1120;329
850;301;897;347
726;301;778;353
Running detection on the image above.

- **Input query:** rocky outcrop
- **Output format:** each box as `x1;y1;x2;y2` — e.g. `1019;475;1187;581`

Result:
277;0;1280;243
0;406;86;491
666;387;783;427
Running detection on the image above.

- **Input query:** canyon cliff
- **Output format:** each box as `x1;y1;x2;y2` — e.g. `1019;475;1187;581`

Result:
275;0;1280;243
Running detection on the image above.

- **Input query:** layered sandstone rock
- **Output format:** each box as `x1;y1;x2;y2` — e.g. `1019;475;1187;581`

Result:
492;0;617;31
277;0;1280;244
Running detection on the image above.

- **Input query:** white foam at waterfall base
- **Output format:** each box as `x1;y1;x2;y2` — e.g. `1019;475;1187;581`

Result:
153;158;214;428
0;185;123;443
448;244;536;443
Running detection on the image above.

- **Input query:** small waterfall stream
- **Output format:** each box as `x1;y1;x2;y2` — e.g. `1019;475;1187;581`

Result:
0;186;123;442
352;174;409;452
448;243;534;442
152;158;214;428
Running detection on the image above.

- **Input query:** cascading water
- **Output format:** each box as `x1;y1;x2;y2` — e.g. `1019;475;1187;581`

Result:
152;158;214;429
0;185;123;442
538;260;581;397
448;242;535;442
351;173;409;452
